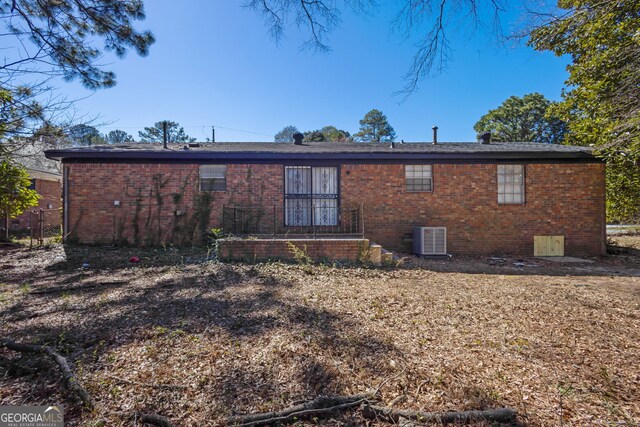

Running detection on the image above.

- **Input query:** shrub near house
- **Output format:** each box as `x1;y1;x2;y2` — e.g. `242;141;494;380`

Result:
0;160;41;239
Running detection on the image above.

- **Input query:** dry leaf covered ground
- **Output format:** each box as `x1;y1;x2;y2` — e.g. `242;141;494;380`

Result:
1;238;639;426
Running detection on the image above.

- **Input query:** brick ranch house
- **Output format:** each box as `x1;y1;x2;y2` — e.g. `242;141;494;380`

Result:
45;140;605;257
3;166;62;235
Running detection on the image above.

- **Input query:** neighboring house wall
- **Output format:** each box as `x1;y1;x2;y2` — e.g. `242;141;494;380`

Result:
62;161;605;256
10;176;62;232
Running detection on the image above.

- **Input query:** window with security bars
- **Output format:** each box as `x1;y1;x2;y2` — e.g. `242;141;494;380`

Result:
497;164;525;204
200;165;226;191
405;165;433;192
284;166;338;226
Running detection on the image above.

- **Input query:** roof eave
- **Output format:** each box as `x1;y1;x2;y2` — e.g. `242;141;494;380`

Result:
44;149;597;162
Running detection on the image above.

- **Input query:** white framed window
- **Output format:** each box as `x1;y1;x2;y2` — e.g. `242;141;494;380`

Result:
497;164;525;204
200;165;226;191
406;165;433;192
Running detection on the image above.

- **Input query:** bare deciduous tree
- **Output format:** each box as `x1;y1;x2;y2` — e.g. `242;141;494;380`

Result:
249;0;507;97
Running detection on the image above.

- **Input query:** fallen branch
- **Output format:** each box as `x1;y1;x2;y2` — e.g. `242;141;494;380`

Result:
136;412;175;427
0;338;94;409
29;281;127;295
114;411;176;427
2;339;177;426
361;404;517;425
228;392;376;426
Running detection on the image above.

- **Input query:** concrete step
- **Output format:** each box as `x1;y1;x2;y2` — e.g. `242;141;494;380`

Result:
368;242;382;265
381;248;393;264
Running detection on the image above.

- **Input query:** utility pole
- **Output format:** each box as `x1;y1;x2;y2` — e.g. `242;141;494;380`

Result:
211;126;215;143
162;121;168;149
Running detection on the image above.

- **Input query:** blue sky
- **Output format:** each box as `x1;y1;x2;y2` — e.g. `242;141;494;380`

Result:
60;2;569;142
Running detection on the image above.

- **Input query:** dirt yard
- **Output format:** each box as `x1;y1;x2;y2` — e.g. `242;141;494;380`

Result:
1;238;639;426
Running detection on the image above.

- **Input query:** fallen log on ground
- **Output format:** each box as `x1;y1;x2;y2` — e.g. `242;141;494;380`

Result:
228;392;376;426
2;338;176;426
0;338;94;409
361;404;517;425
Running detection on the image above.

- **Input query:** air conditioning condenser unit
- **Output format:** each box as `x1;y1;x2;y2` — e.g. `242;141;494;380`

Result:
413;227;447;255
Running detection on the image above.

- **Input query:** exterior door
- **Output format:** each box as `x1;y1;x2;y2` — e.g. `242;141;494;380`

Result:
312;167;338;226
285;166;338;227
285;166;312;226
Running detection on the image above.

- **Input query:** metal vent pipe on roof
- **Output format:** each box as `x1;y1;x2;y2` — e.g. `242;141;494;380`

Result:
432;126;438;144
292;133;304;145
162;121;168;149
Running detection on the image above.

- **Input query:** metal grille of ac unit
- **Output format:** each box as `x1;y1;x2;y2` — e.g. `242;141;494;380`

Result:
413;227;447;255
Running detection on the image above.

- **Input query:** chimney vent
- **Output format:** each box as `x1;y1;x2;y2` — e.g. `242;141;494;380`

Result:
162;121;168;149
432;126;438;145
292;132;304;145
479;132;492;144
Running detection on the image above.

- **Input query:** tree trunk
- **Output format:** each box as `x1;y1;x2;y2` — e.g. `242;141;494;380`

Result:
4;205;8;241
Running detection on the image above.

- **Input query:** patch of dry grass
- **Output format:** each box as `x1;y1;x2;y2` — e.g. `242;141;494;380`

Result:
1;242;639;426
612;235;640;250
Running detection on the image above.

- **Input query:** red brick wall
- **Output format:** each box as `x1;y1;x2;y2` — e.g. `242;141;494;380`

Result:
63;161;605;256
340;162;606;256
10;178;62;232
64;163;283;245
218;238;368;262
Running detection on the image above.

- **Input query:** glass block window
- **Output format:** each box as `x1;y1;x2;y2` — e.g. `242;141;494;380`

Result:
406;165;433;192
200;165;226;191
497;164;525;204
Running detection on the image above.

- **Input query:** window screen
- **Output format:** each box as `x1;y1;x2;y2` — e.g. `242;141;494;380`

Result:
406;165;433;192
200;165;226;191
497;164;525;204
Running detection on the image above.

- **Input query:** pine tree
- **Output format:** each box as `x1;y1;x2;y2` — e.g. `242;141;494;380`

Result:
105;130;135;144
138;121;195;143
354;109;396;143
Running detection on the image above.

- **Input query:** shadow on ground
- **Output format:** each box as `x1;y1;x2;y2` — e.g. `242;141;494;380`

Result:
2;245;479;425
8;240;637;425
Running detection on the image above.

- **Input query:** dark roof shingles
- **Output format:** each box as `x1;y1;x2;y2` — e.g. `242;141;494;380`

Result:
51;141;592;153
45;141;596;161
